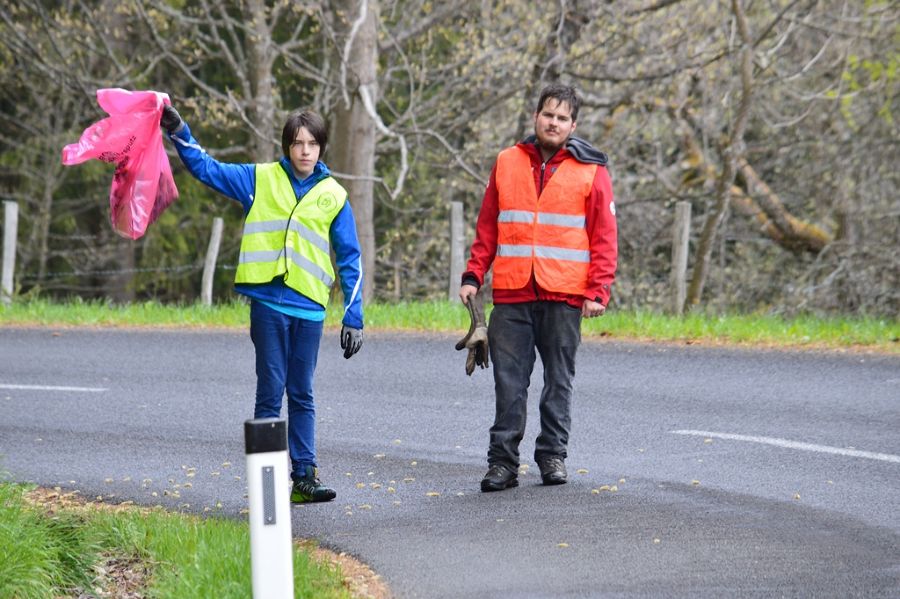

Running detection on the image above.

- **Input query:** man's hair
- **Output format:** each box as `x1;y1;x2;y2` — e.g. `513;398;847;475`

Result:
535;84;581;122
281;110;328;158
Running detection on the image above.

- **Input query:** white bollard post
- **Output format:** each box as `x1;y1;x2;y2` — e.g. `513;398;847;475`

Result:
2;201;18;306
244;418;294;598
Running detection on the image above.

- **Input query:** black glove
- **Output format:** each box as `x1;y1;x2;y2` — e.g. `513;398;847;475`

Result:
340;325;363;359
455;292;489;376
160;104;183;134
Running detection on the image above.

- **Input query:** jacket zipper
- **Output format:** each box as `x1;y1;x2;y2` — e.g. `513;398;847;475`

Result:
532;161;548;299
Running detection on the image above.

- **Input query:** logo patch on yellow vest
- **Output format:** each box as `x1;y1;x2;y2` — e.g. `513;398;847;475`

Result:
317;193;336;212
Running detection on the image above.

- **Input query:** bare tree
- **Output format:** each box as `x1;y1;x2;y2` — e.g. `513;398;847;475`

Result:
2;0;896;316
685;0;755;309
0;0;152;300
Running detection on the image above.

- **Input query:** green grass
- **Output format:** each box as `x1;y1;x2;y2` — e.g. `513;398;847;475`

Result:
1;297;897;352
586;310;899;349
0;484;99;598
0;482;351;599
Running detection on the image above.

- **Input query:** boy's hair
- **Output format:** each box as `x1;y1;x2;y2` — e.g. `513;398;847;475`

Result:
535;84;581;122
281;110;328;158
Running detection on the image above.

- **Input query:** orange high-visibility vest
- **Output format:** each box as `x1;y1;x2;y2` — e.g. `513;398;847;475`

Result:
493;146;597;295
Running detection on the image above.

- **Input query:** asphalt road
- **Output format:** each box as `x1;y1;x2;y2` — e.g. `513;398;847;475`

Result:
1;327;898;598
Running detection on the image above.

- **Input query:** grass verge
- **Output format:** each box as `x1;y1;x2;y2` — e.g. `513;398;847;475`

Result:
0;481;358;599
1;298;897;352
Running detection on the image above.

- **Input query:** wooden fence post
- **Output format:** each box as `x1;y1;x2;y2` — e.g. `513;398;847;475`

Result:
201;217;224;306
448;201;464;301
2;201;18;306
670;201;691;315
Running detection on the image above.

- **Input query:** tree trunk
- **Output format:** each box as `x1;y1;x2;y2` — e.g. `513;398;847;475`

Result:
246;0;277;162
675;113;832;254
101;0;135;302
328;0;378;304
737;159;831;252
36;161;57;283
686;0;754;309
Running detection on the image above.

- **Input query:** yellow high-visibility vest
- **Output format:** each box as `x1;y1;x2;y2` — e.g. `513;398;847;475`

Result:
235;162;346;306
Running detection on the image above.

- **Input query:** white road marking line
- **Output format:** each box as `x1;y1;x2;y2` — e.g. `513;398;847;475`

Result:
0;384;107;393
671;429;900;464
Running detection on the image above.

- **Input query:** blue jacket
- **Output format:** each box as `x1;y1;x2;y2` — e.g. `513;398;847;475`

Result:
167;123;364;329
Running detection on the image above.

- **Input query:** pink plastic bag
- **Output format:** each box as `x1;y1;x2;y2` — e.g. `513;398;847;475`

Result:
62;89;178;240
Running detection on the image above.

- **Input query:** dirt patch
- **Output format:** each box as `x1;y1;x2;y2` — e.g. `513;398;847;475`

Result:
298;540;392;599
25;487;391;599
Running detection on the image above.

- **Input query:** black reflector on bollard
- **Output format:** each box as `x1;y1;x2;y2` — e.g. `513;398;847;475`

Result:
262;466;276;525
244;418;287;454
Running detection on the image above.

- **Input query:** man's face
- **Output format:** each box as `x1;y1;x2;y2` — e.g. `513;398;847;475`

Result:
533;99;576;150
289;126;321;179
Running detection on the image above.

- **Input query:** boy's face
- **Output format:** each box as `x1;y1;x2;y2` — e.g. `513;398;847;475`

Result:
289;126;321;179
533;98;576;150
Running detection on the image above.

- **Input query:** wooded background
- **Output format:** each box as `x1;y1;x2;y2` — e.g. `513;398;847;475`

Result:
1;0;897;316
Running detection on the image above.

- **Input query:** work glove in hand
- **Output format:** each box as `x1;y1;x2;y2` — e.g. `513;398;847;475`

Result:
340;325;363;359
160;104;183;134
455;292;489;375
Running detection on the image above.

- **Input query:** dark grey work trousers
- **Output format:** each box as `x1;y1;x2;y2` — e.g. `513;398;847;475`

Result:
487;301;582;470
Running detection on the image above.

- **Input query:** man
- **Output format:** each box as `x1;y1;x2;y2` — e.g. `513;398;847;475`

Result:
459;84;617;492
161;103;364;503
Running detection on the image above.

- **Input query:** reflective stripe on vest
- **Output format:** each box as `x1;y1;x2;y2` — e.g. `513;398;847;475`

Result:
235;163;346;306
493;146;597;295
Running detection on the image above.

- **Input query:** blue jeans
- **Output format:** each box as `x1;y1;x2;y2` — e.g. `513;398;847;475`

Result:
249;300;323;481
487;301;582;470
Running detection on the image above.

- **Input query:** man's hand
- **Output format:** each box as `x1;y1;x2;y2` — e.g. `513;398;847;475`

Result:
340;325;363;359
160;104;183;135
582;299;606;318
459;284;478;305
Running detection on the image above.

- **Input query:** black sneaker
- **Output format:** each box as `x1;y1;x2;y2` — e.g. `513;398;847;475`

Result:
537;457;567;485
291;465;337;503
480;464;519;492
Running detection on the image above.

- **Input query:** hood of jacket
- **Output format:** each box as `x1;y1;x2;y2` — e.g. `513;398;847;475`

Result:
522;134;608;166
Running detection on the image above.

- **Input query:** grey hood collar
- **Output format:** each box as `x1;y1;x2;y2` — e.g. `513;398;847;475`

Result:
522;134;608;166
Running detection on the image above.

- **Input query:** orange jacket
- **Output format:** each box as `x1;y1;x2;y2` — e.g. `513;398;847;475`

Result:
464;138;617;307
493;145;596;295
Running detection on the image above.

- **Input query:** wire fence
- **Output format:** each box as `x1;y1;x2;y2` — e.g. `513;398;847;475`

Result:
17;263;237;284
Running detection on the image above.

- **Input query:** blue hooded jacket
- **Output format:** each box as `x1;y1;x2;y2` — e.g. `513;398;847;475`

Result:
167;123;364;329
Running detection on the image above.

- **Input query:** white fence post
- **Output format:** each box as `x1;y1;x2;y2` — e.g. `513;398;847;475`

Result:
448;201;464;301
245;418;294;598
670;201;692;315
201;217;224;306
2;201;18;305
